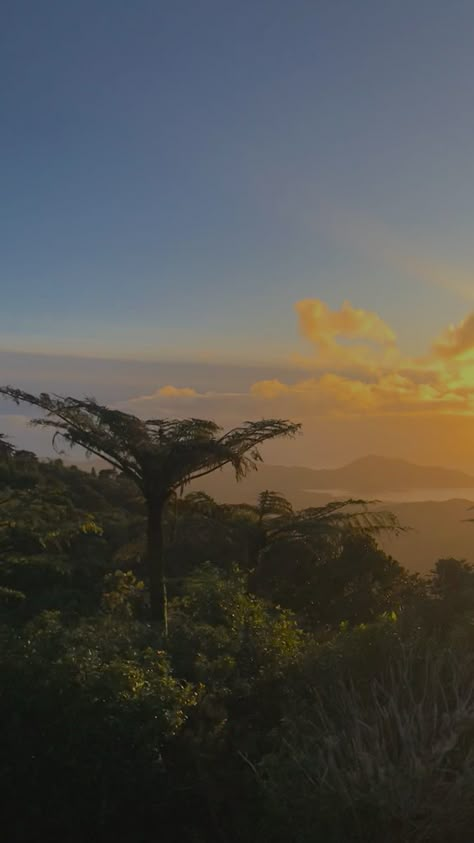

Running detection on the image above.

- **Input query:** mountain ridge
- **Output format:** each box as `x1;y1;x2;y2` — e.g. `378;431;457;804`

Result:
193;455;474;498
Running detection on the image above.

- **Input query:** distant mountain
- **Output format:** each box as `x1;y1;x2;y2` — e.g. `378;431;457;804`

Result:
304;454;474;493
191;455;474;500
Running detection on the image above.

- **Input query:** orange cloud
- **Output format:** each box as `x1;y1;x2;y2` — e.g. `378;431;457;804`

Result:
296;299;396;347
122;300;474;425
293;299;400;372
250;379;290;399
127;385;199;403
250;371;473;417
158;385;198;398
433;312;474;359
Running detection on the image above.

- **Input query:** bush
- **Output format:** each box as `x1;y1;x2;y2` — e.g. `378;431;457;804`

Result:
167;563;305;840
260;634;474;843
0;610;197;841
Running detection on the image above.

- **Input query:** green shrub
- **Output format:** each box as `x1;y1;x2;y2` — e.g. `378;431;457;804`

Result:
260;635;474;843
0;610;197;840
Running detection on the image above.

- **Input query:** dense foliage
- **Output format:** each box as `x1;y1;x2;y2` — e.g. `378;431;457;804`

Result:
0;387;300;629
1;440;474;842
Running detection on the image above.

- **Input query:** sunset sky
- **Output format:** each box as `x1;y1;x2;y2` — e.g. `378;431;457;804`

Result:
2;1;474;469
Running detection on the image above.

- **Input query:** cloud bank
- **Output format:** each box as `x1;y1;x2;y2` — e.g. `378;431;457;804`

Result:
124;299;474;423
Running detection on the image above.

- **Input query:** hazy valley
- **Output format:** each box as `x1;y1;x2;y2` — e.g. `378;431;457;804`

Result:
188;455;474;573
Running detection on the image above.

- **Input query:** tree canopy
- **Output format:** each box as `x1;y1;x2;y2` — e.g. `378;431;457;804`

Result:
0;387;300;629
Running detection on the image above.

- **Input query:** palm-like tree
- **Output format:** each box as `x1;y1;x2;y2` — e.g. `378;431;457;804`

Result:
191;489;400;563
217;491;402;621
0;434;15;460
0;386;300;631
254;491;400;548
178;489;401;586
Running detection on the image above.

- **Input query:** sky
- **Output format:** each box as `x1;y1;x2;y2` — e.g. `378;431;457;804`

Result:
2;0;474;469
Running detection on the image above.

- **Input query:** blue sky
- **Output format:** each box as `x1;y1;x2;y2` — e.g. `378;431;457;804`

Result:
3;0;474;358
2;1;474;468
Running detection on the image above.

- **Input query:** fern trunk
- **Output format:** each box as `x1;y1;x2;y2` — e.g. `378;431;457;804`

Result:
146;496;168;634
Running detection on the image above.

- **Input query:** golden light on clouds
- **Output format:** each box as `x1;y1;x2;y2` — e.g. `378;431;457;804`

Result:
249;300;474;418
157;385;198;398
433;312;474;359
251;379;290;399
295;299;396;347
292;299;401;373
127;299;474;424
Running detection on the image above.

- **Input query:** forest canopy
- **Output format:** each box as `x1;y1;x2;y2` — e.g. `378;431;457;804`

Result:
1;404;473;843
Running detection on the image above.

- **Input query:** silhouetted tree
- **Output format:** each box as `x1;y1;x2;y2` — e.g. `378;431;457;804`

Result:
0;434;14;460
252;490;400;555
245;492;403;620
0;387;299;631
